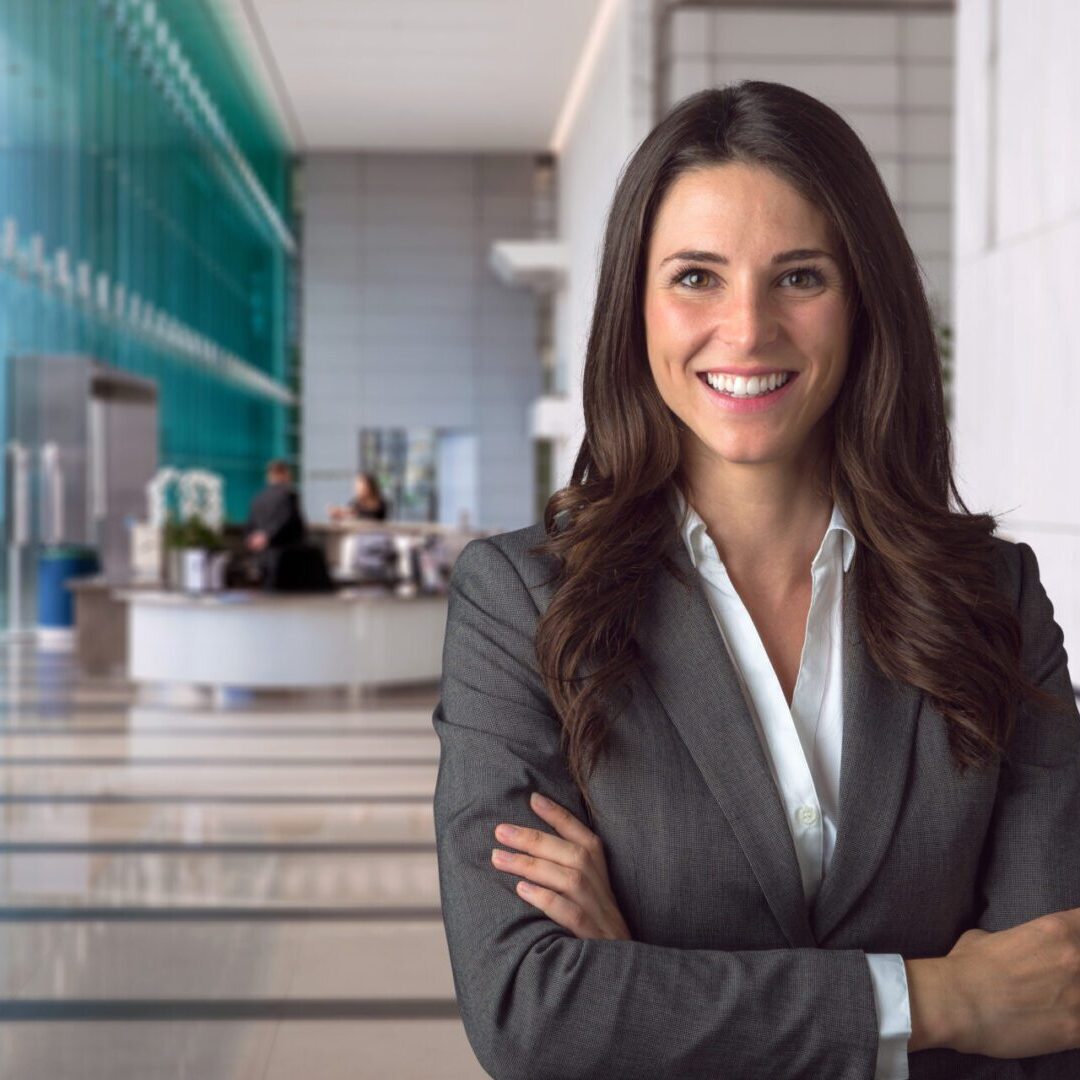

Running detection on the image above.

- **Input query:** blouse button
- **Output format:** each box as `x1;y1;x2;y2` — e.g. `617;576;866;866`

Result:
795;805;820;827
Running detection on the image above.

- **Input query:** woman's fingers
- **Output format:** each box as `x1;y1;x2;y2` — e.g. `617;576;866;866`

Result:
492;849;587;914
527;791;598;850
491;845;588;898
490;844;616;939
490;791;632;942
493;796;603;881
511;880;617;940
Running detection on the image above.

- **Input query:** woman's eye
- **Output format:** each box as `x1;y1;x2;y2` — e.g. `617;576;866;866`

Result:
677;269;712;289
780;267;824;289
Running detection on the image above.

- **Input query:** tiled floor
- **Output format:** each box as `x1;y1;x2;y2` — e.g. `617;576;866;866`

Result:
0;644;488;1079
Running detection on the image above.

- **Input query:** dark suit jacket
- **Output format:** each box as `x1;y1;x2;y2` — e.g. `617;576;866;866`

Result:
247;483;306;548
432;522;1080;1079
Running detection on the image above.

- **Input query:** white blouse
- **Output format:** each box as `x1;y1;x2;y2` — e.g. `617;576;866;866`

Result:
675;490;911;1079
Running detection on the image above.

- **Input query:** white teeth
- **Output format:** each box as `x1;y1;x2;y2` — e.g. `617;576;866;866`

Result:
704;371;790;397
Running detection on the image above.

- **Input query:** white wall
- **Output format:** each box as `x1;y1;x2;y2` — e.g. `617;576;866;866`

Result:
954;0;1080;670
542;0;656;491
301;153;542;533
436;430;479;529
665;3;954;323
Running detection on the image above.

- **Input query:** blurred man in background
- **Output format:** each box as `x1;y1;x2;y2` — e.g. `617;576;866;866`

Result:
245;460;308;585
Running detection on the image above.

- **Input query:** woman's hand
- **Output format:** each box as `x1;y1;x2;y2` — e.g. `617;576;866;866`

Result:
491;791;632;942
907;907;1080;1057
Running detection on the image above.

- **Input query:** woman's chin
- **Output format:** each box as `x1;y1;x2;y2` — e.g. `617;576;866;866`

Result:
696;440;789;470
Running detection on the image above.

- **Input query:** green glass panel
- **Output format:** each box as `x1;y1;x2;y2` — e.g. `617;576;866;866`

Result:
0;0;297;523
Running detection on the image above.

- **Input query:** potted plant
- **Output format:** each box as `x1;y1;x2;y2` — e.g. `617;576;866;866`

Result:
163;512;226;591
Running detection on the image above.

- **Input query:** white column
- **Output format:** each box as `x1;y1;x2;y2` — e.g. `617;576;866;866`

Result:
954;0;1080;668
545;0;656;493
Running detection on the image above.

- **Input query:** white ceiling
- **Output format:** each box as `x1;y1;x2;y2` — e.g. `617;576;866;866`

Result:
213;0;605;152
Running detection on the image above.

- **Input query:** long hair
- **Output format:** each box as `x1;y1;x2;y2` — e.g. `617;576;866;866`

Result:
356;471;385;506
530;81;1069;820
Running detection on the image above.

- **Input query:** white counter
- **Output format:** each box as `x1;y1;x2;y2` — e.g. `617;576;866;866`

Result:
121;588;448;690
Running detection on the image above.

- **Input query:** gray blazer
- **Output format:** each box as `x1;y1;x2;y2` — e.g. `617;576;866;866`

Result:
432;521;1080;1079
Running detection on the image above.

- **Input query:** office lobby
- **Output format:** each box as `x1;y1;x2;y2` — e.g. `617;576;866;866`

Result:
2;1;1079;1077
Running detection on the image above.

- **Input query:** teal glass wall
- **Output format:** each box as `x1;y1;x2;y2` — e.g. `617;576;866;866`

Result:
0;0;296;523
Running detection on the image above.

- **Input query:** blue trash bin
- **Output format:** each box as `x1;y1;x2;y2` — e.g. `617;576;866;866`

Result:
38;545;101;631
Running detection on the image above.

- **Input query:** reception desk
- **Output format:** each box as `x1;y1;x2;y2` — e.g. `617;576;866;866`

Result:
121;587;448;694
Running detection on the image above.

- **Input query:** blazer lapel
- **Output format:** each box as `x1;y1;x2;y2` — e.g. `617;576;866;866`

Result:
810;566;922;942
637;537;816;949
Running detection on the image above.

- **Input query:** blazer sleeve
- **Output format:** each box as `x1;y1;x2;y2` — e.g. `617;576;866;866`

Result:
433;537;882;1080
975;541;1080;1078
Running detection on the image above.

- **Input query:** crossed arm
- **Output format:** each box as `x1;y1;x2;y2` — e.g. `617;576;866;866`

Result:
905;543;1080;1071
434;537;881;1079
433;537;1080;1079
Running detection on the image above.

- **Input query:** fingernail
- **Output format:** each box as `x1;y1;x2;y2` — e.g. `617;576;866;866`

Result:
517;881;534;895
491;848;511;863
531;792;552;810
496;824;518;840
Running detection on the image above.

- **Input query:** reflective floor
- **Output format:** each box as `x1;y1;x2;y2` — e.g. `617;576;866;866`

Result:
0;644;486;1079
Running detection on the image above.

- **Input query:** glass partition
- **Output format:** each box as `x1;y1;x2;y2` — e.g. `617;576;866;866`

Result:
0;0;296;630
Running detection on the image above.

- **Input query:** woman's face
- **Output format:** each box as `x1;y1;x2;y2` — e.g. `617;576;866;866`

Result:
355;476;372;499
643;162;852;484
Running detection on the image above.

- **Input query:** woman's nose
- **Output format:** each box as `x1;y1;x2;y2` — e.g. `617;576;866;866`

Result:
714;286;779;354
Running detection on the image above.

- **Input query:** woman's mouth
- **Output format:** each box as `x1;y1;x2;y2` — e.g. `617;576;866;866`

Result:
701;370;792;398
696;370;800;412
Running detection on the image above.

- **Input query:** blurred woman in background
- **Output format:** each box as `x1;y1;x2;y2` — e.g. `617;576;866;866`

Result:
328;471;388;522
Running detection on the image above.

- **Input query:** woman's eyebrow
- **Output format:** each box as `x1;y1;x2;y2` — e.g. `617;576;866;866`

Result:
658;247;837;267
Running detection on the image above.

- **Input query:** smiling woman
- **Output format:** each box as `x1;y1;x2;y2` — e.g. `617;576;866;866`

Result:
643;164;853;468
432;81;1080;1080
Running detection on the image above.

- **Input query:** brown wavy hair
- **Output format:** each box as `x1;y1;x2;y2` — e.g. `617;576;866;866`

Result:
529;82;1070;821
